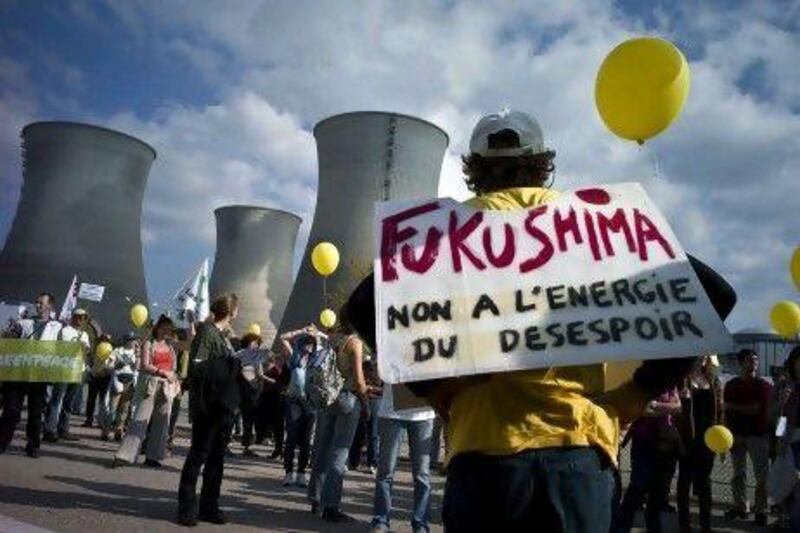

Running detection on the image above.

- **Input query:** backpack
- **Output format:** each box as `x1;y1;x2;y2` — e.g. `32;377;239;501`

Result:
304;341;346;410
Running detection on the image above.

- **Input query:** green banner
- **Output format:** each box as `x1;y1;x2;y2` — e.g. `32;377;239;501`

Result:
0;339;85;383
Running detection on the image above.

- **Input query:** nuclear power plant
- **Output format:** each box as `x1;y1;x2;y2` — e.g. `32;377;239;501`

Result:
0;121;155;337
209;205;301;344
278;111;449;333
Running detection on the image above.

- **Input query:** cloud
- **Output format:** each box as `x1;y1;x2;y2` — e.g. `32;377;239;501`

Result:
107;90;316;245
1;0;797;332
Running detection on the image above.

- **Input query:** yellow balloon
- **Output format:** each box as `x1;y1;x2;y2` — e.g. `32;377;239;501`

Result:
312;242;340;277
595;37;691;143
791;247;800;291
246;323;262;336
95;341;113;361
320;309;337;329
704;425;733;454
770;301;800;339
130;304;149;328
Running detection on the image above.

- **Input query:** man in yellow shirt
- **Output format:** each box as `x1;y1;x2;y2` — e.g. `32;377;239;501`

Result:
348;110;735;532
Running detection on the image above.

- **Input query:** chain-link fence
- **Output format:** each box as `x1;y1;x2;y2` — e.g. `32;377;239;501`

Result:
618;444;761;507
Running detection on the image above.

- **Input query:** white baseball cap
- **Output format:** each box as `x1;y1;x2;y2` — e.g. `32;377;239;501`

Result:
469;109;547;158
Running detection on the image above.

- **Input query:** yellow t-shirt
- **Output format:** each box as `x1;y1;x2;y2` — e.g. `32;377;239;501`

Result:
448;187;624;463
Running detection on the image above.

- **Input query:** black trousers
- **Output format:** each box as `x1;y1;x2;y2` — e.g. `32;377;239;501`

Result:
177;407;234;519
677;437;715;532
260;391;284;454
0;382;46;452
84;375;104;425
240;390;259;449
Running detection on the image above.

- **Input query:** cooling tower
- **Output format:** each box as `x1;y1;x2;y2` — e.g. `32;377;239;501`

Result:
278;111;449;333
209;206;301;344
0;121;155;338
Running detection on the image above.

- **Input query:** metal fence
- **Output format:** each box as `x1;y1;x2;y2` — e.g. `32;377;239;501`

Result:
618;444;759;507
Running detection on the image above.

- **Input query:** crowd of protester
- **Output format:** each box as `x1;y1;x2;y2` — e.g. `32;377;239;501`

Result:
1;110;799;532
2;288;797;532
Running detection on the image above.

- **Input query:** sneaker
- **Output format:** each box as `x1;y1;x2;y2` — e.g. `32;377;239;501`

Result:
114;430;123;442
59;432;79;442
42;431;58;443
282;472;296;486
143;458;162;468
270;449;282;459
81;420;92;428
754;513;768;526
198;510;228;525
724;509;748;520
100;433;110;442
322;508;353;523
242;448;258;458
296;473;308;487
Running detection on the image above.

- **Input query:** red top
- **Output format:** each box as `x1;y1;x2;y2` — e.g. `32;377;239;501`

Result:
151;342;175;374
724;376;773;435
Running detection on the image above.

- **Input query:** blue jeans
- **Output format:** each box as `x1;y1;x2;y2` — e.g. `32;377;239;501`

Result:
443;447;613;533
307;391;362;510
372;417;433;532
45;382;79;435
283;399;314;474
367;396;381;465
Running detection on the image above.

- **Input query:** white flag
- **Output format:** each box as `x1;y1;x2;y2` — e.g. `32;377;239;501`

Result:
169;259;210;324
59;275;79;322
78;282;105;302
194;258;210;321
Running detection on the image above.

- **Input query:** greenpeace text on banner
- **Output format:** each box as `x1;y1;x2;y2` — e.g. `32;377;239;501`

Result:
0;339;85;383
374;183;733;384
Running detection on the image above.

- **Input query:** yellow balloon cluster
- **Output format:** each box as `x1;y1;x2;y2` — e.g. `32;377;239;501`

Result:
704;425;733;454
246;323;262;336
130;304;148;328
320;309;337;329
95;341;113;361
312;242;340;277
770;301;800;340
595;37;690;144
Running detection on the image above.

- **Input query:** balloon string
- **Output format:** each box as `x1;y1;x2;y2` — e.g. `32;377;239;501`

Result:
643;143;663;180
323;277;328;307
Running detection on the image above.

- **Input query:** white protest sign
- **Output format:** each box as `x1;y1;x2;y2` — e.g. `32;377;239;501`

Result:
374;183;733;384
78;283;105;302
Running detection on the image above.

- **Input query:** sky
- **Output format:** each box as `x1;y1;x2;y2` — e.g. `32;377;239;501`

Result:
0;0;798;333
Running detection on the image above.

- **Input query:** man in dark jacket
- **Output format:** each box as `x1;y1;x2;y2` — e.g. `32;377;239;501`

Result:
178;294;241;527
